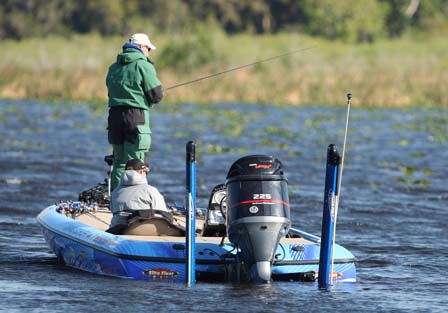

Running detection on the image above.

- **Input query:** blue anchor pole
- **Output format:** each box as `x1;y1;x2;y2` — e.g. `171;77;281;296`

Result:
185;141;197;286
318;144;340;289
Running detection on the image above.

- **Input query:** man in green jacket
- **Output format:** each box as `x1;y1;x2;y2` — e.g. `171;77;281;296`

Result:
106;33;163;190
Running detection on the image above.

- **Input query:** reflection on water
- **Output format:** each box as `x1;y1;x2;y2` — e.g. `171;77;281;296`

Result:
0;100;447;312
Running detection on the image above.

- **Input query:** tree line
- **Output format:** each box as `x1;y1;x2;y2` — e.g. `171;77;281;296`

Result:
0;0;446;42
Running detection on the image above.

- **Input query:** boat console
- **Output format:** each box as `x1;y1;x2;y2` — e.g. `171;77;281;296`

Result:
202;184;227;237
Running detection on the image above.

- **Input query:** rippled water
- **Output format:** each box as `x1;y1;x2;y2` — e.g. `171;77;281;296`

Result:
0;100;447;312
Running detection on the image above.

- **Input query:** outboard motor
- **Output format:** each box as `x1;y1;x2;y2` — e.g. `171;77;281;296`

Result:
226;155;291;283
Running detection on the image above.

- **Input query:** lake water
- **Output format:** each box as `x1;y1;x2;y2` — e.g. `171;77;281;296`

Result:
0;100;447;312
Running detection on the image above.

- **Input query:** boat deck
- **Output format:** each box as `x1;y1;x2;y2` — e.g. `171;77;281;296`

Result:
74;209;314;245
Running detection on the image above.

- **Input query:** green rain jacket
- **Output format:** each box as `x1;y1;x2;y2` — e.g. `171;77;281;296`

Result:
106;47;163;110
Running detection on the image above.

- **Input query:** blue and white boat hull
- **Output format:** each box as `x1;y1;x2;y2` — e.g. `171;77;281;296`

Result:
37;204;356;283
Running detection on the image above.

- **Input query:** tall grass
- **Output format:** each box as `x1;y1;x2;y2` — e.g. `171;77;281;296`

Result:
0;32;446;108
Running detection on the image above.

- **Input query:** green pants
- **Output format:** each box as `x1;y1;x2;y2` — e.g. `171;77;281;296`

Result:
108;108;152;190
111;134;151;190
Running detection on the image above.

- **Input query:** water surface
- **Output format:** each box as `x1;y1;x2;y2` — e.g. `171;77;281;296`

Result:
0;100;447;312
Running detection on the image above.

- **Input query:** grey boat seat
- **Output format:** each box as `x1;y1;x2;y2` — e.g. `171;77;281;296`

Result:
106;209;185;236
123;218;185;236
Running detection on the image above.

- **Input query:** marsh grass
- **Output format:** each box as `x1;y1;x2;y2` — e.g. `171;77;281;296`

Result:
0;32;446;108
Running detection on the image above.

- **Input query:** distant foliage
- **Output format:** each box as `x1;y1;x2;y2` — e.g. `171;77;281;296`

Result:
68;0;125;35
302;0;388;42
0;0;75;39
158;25;221;72
0;0;446;42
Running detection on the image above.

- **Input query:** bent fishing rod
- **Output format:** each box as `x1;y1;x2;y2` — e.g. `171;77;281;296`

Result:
165;46;316;91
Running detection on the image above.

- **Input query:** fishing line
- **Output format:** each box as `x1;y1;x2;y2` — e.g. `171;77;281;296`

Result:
165;46;316;91
330;93;352;284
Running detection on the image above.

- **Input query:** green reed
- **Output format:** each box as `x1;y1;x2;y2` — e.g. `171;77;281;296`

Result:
0;32;446;108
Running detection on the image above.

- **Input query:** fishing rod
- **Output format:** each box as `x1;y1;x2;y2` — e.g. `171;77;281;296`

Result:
165;46;316;91
330;93;352;284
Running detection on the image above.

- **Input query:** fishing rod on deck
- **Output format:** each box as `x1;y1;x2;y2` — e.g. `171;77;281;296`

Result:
165;46;316;91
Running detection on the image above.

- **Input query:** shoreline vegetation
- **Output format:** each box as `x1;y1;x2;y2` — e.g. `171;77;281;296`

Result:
0;32;446;108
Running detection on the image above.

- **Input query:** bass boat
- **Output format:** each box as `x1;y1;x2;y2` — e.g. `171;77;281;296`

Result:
37;142;356;284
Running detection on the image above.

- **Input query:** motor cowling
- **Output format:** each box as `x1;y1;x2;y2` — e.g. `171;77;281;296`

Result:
226;155;291;283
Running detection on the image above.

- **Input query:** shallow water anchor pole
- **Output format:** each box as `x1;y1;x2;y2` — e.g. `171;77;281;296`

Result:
185;141;197;286
318;144;341;289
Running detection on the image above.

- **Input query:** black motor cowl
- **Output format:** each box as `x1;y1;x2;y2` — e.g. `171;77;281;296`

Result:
226;155;291;283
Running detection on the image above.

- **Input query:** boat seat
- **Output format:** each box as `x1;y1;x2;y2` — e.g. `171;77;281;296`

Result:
106;209;185;236
123;218;185;236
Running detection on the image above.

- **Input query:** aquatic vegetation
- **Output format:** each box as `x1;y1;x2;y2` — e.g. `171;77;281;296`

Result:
22;127;45;135
260;138;291;151
174;130;190;139
0;33;447;107
304;119;321;129
395;177;430;186
410;152;426;158
401;166;416;176
369;182;380;188
397;139;409;146
391;112;448;143
5;139;47;150
377;161;434;187
205;143;248;154
264;126;295;139
421;169;433;175
287;150;302;156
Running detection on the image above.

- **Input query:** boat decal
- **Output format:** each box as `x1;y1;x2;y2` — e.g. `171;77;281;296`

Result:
249;163;272;169
228;199;290;209
249;206;259;214
142;268;179;280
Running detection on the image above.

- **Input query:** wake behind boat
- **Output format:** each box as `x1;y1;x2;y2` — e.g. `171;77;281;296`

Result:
36;143;356;284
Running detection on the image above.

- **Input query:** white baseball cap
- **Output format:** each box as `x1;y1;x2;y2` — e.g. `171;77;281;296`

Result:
129;33;157;50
